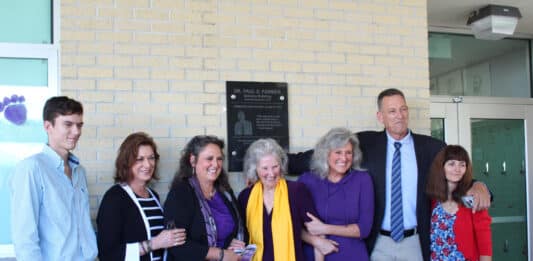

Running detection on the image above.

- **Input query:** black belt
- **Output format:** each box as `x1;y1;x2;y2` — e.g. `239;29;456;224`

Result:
379;228;417;238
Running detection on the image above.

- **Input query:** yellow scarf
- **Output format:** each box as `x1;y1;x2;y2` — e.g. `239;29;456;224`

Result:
246;178;295;261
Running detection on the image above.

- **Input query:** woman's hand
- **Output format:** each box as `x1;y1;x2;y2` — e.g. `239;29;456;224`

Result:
313;247;325;261
227;238;246;252
223;249;241;261
305;212;328;236
314;236;339;255
151;228;187;249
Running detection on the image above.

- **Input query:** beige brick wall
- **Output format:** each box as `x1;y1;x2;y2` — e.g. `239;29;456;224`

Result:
61;0;431;218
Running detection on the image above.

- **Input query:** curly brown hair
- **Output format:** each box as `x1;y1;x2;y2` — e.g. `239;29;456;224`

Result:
114;132;160;183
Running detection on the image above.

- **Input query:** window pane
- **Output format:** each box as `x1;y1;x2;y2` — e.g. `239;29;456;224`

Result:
429;33;530;98
0;0;52;44
0;58;48;86
470;119;527;260
430;118;445;142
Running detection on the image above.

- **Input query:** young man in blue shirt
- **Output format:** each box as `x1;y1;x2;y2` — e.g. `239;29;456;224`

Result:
10;96;97;261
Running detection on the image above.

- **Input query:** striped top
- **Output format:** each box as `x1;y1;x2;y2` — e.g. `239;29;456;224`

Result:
137;194;164;261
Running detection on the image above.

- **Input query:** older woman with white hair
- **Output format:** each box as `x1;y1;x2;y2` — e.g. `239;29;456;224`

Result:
238;138;332;261
298;127;374;261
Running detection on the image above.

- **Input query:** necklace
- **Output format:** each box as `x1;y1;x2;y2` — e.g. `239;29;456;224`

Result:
131;185;149;198
441;200;459;214
203;188;216;199
199;181;216;199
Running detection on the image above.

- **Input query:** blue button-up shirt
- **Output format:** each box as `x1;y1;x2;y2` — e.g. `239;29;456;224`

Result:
10;145;97;261
382;130;418;231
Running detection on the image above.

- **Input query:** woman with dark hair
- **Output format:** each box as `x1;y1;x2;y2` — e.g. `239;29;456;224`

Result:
426;145;492;261
164;135;246;261
97;132;186;261
298;127;374;261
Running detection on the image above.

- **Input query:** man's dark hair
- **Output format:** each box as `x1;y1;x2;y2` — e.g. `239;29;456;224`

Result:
43;96;83;124
377;88;405;110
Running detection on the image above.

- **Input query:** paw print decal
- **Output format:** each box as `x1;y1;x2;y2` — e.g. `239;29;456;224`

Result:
0;94;27;125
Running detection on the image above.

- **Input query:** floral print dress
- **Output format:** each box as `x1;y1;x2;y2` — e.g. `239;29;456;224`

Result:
430;202;466;261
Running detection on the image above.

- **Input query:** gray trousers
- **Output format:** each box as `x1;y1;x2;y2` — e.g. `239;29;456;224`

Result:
370;234;424;261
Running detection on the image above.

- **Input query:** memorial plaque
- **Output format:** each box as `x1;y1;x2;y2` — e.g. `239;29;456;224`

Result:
226;81;289;171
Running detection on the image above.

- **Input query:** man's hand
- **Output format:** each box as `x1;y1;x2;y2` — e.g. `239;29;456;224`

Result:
467;181;491;212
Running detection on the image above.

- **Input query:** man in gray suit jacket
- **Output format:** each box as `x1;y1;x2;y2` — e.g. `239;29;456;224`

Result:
288;88;491;261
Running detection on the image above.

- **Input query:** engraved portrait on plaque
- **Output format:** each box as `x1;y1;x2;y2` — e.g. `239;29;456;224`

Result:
226;81;289;171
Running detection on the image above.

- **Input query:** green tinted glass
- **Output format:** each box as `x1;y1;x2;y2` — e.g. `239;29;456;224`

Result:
429;33;530;98
430;118;445;142
0;58;48;86
471;119;527;260
0;1;52;44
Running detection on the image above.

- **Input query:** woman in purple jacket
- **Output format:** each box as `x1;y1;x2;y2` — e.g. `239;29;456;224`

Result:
298;127;375;261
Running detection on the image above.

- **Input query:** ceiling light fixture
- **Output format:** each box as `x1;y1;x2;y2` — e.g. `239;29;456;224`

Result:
467;4;521;40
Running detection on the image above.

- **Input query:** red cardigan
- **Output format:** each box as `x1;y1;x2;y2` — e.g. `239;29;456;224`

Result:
431;201;492;261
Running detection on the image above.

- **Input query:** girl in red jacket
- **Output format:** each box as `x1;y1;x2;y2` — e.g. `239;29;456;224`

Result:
426;145;492;261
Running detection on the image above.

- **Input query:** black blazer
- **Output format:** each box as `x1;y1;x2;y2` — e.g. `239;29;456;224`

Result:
288;130;445;261
97;184;162;261
164;179;248;261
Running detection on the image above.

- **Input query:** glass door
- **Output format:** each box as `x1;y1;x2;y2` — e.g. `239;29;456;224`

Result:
430;97;532;260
